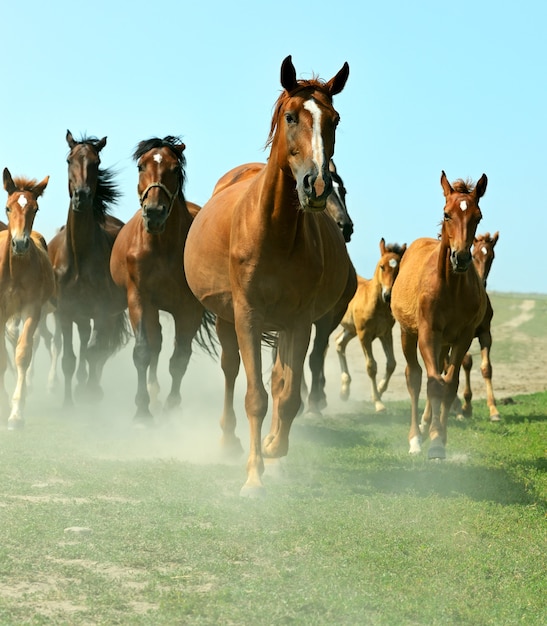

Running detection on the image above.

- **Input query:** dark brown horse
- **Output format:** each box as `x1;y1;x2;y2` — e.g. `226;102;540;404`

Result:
0;169;55;428
455;231;500;421
110;136;211;422
335;239;406;412
390;172;488;459
48;131;128;406
184;56;355;496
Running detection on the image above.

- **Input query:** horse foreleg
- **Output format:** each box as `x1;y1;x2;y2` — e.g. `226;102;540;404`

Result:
164;307;201;414
75;318;91;394
359;330;385;413
131;304;159;424
335;327;355;400
455;352;473;419
400;329;422;454
47;313;62;393
8;312;39;429
216;317;243;456
59;313;76;408
478;328;500;422
235;310;268;498
307;320;330;416
0;322;9;420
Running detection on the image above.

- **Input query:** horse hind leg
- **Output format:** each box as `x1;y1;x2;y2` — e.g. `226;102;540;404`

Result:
217;318;244;457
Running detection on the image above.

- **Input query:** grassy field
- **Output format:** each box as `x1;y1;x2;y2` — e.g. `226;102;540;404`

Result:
0;294;545;625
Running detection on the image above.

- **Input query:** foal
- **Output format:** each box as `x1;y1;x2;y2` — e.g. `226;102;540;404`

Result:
335;238;406;412
0;169;55;428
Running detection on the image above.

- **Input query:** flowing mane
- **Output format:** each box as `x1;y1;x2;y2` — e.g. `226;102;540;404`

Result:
133;136;187;198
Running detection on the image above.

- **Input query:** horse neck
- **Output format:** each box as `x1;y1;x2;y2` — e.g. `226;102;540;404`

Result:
145;195;193;247
259;156;302;234
65;202;102;261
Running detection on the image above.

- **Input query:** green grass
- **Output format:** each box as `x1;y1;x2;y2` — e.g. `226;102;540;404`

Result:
0;391;545;625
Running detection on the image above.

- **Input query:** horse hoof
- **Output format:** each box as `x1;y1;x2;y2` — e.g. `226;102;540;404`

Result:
220;437;244;458
239;484;266;499
7;418;24;431
409;436;422;454
428;440;446;460
374;402;386;413
490;413;501;422
133;414;154;429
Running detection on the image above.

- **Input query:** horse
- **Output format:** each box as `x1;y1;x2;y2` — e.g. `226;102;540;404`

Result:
110;136;213;423
48;130;129;407
390;172;488;459
454;231;500;421
213;159;355;417
334;238;407;412
184;55;355;496
0;169;55;428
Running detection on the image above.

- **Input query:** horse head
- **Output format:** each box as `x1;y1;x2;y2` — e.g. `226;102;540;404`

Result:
326;160;353;242
440;171;487;273
473;231;499;286
377;238;407;303
3;168;48;255
66;130;107;213
134;136;186;235
269;55;349;212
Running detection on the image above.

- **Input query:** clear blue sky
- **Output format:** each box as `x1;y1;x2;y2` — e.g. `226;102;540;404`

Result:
2;1;546;293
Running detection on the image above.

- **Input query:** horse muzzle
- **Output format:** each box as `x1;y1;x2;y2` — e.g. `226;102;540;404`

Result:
450;249;472;273
142;207;169;234
297;167;333;212
11;234;31;255
71;187;93;212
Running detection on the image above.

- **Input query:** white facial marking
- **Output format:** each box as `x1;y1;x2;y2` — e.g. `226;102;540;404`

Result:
153;153;163;164
460;200;468;211
17;195;28;208
389;258;398;268
481;246;488;255
303;99;324;172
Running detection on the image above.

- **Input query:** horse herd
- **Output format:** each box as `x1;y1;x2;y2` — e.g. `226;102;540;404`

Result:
1;56;501;496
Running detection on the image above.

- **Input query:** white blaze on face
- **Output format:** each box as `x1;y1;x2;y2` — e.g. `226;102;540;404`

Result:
303;99;324;174
460;200;468;211
389;258;398;268
153;153;163;164
17;194;28;208
481;246;488;255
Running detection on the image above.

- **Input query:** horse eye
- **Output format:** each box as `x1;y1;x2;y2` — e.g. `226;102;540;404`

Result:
285;113;296;124
444;212;451;221
5;207;10;213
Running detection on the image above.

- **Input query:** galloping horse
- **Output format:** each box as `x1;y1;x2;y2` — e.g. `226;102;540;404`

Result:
48;131;128;406
214;159;355;416
390;172;488;459
0;169;55;428
335;238;406;412
184;56;355;496
456;231;500;421
110;136;212;422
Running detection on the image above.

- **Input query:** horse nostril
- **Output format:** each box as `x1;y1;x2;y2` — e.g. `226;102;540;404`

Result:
303;174;312;194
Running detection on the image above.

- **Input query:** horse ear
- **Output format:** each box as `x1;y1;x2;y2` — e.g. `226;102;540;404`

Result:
492;231;499;246
173;143;186;157
440;171;453;197
474;173;488;199
33;175;49;198
400;243;407;256
66;130;77;149
280;55;298;92
97;136;107;152
379;238;386;254
3;168;16;195
327;62;349;96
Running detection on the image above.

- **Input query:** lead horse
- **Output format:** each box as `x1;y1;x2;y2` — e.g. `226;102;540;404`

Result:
48;131;129;406
0;169;55;428
110;136;212;422
390;172;488;459
184;56;355;496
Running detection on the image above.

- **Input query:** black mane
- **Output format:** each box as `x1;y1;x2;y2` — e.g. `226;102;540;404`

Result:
133;136;187;197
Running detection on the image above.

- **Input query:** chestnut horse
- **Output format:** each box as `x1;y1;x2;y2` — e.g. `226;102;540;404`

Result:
184;56;355;496
455;231;500;421
390;172;488;459
335;238;406;412
110;136;212;422
0;169;55;428
213;159;356;416
48;131;129;407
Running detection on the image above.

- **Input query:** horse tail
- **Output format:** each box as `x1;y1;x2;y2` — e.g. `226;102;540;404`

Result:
102;309;132;354
192;309;219;358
